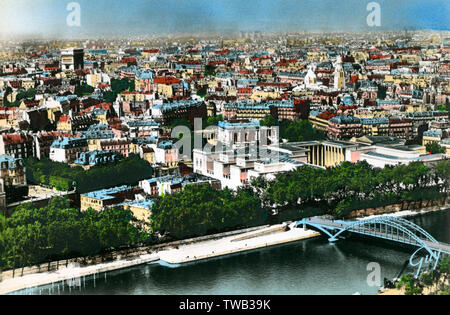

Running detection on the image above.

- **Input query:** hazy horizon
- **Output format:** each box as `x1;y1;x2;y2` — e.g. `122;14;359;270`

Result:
0;0;448;40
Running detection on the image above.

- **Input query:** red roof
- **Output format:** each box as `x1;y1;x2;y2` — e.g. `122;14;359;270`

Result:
257;69;273;75
121;57;137;64
317;111;336;120
13;68;27;75
338;105;357;110
276;58;298;66
348;75;359;84
215;49;230;55
58;115;70;123
369;54;393;60
75;70;89;76
178;60;202;65
153;76;180;85
81;102;112;114
208;60;226;66
252;56;270;61
38;131;73;140
23;100;40;108
44;66;59;71
3;134;33;145
97;83;110;89
257;82;290;88
9;81;21;88
238;88;253;94
293;98;309;105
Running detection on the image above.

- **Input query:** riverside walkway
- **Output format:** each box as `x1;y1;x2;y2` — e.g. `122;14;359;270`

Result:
1;222;320;294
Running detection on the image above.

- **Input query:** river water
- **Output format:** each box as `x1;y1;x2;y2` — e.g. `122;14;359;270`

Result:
11;209;450;295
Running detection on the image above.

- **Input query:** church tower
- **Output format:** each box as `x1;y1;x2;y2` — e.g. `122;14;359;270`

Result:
334;56;345;90
305;65;317;88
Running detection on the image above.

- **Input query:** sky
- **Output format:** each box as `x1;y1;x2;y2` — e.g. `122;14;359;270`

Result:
0;0;448;38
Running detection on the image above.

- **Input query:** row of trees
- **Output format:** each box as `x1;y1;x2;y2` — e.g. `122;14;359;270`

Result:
3;160;449;269
24;154;153;193
149;160;450;241
260;116;326;142
0;197;148;270
142;160;450;240
251;160;450;220
151;185;266;240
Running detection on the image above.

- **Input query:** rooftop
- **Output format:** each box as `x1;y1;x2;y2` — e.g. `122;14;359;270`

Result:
82;185;134;201
51;137;87;149
0;154;23;169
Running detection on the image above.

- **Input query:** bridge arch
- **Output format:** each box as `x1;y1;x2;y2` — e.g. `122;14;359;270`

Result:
296;216;447;277
334;217;437;256
386;216;438;243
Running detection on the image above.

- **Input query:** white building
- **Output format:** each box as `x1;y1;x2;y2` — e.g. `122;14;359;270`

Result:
86;72;110;87
216;120;279;148
139;174;221;196
61;48;84;71
49;137;88;163
359;145;421;168
149;140;179;167
193;144;308;190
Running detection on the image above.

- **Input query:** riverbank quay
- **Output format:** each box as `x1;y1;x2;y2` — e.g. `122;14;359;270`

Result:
0;222;319;294
355;205;450;221
156;222;320;265
0;254;160;295
1;204;448;295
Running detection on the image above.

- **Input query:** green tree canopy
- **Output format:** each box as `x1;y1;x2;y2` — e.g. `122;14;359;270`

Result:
151;184;266;239
425;142;446;154
0;196;148;270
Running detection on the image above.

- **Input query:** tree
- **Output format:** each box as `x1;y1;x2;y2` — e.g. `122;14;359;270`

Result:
196;86;207;98
204;64;216;77
397;274;423;295
278;119;325;142
0;196;149;270
110;78;134;94
425;142;445;154
16;88;36;101
435;161;450;193
260;115;280;127
151;184;266;239
74;83;95;97
439;257;450;276
103;90;118;103
204;115;223;128
24;155;153;194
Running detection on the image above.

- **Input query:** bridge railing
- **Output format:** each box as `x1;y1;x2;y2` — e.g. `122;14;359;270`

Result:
298;216;448;277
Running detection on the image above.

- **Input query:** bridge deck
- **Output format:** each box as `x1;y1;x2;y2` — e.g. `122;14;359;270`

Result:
303;217;450;254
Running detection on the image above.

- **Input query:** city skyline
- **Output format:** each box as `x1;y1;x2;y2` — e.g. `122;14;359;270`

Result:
0;0;449;298
0;0;449;39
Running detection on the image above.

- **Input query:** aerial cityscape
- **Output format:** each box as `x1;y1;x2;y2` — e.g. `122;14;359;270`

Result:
0;0;449;300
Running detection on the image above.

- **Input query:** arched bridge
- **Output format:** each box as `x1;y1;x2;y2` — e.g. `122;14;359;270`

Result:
296;216;450;277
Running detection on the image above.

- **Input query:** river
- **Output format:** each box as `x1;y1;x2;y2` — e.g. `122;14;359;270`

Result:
11;209;450;295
